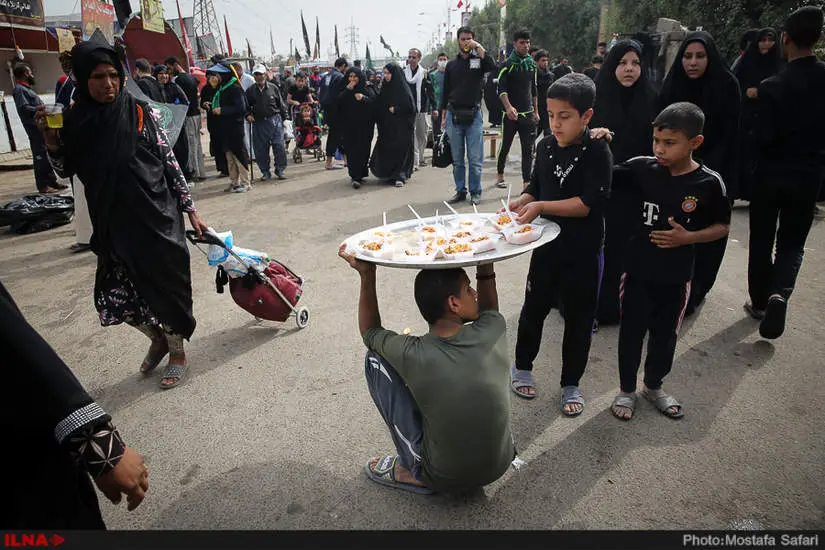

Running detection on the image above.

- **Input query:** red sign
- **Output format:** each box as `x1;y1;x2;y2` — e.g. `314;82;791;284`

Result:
3;533;65;547
81;0;115;44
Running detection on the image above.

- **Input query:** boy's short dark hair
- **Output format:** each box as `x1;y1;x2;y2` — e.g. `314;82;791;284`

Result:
653;102;705;139
437;52;448;58
164;56;180;66
534;49;549;61
598;41;607;48
414;269;467;325
513;29;530;42
591;55;604;64
135;58;151;74
334;57;348;69
547;73;596;114
457;26;474;39
13;63;30;79
784;6;824;49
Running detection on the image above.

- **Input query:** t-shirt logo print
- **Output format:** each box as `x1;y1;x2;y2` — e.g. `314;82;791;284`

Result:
642;201;660;226
553;161;576;187
681;196;698;213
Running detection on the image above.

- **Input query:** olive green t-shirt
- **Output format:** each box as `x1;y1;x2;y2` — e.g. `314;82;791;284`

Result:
363;310;513;492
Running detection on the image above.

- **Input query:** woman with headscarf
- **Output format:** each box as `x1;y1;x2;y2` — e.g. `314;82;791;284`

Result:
658;31;742;315
39;41;209;390
153;64;191;179
210;63;250;193
369;63;415;187
733;28;781;201
590;39;659;325
200;68;228;175
338;67;376;189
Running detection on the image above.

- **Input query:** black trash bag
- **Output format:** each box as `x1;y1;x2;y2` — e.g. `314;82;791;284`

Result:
0;195;74;234
432;131;453;168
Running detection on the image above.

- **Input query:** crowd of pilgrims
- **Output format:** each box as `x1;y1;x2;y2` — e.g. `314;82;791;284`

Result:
5;7;825;526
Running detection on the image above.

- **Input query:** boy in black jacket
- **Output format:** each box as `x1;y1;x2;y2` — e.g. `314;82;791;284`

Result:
506;74;611;416
610;102;731;421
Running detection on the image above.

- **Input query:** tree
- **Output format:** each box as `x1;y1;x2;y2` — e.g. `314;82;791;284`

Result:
495;0;603;68
612;0;825;62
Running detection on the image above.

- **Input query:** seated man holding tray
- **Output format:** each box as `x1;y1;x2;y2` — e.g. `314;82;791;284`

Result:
338;244;516;495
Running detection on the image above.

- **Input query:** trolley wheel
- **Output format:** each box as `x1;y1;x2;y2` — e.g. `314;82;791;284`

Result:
295;306;310;329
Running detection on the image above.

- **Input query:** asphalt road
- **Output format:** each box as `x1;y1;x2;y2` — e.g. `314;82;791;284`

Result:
1;140;823;530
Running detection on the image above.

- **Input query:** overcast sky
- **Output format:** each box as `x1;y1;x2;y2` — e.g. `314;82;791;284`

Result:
47;0;470;60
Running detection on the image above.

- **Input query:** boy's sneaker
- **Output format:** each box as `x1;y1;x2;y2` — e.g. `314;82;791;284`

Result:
496;180;507;189
470;193;482;205
395;180;405;188
231;185;247;193
223;183;235;192
352;179;362;189
259;173;271;181
759;295;787;339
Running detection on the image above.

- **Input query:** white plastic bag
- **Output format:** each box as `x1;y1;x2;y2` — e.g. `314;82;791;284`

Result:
207;230;234;266
222;246;270;278
283;119;295;141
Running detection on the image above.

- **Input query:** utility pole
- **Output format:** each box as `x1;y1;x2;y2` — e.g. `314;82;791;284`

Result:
193;0;225;58
343;17;360;59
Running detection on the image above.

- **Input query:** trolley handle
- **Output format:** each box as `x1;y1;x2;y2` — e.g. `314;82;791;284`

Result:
185;229;227;248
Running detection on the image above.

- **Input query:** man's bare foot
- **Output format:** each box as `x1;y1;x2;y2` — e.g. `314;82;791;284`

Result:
367;456;425;486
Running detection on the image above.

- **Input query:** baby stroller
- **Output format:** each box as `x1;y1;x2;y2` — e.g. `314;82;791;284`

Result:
186;230;310;328
291;102;326;164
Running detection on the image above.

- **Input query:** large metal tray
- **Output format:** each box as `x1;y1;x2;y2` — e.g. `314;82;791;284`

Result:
343;213;561;270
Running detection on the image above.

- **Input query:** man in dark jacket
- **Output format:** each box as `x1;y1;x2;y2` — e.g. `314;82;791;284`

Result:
534;49;555;137
133;58;164;102
246;65;289;180
13;63;62;194
167;56;207;181
320;57;349;169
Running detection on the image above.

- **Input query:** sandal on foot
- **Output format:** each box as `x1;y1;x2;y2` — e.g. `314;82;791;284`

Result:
140;343;169;374
159;362;187;389
364;455;434;495
561;385;585;417
641;389;684;419
510;365;536;399
611;394;636;421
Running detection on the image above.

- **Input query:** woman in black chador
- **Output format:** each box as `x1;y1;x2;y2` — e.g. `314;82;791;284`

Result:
733;28;782;201
370;63;415;187
590;39;658;325
338;67;376;189
658;31;742;315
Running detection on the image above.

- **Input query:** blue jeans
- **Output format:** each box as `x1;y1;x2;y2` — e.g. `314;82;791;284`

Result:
252;116;286;176
446;110;483;195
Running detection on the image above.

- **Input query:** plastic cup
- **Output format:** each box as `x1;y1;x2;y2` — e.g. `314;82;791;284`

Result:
44;104;64;129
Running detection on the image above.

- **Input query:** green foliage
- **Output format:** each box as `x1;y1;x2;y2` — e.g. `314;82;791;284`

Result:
612;0;825;62
478;0;603;68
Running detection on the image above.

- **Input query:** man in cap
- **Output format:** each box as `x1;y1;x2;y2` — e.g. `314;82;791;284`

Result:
245;64;289;180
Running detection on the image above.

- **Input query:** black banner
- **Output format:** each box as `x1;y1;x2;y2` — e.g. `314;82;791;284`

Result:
0;0;44;26
0;530;821;550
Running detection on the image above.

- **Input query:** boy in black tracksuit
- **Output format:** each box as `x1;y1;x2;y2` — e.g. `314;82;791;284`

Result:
507;74;611;417
746;6;825;339
496;29;539;189
610;102;731;421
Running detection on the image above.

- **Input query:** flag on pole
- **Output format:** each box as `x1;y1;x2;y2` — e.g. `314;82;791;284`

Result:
457;0;463;8
295;48;302;63
270;28;276;57
365;44;373;70
224;15;233;56
246;38;253;58
334;25;340;57
300;11;312;58
175;0;194;67
314;17;321;60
